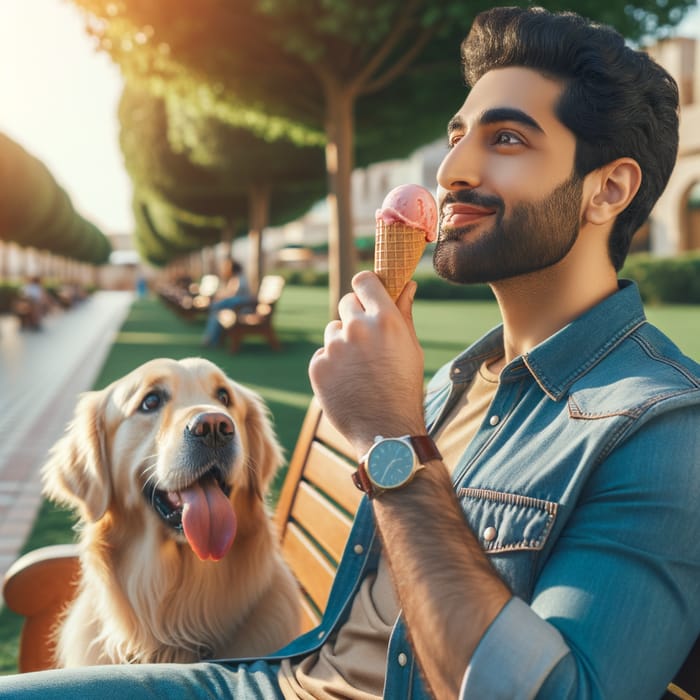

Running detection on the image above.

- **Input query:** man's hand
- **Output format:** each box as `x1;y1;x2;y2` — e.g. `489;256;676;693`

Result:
308;271;427;458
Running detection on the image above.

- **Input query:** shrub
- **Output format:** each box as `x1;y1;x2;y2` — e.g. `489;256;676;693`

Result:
620;252;700;304
272;266;494;300
273;251;699;304
0;283;21;313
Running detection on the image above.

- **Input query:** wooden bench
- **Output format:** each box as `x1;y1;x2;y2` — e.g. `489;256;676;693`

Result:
2;398;698;699
11;295;45;329
157;273;222;321
217;275;285;353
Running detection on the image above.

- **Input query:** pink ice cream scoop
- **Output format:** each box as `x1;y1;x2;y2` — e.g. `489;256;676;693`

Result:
375;184;438;242
374;184;438;301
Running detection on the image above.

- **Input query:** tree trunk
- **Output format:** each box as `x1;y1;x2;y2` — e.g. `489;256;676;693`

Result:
248;184;270;295
324;84;357;319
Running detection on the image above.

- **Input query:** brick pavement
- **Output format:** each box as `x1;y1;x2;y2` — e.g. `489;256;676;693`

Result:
0;291;133;585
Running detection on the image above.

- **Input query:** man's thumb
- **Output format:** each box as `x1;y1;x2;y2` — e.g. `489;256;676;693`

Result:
397;280;418;327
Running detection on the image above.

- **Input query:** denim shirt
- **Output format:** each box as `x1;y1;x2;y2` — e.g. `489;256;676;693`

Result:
272;280;700;699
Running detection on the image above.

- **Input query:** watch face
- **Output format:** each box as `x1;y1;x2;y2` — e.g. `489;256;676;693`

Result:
367;438;415;489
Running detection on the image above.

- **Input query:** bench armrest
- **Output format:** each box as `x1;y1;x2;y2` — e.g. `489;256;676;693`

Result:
3;544;81;672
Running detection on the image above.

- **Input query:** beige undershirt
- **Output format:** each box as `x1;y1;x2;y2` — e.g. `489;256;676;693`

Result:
278;360;500;699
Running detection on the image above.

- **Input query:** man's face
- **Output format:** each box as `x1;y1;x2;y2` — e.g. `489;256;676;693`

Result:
433;66;584;284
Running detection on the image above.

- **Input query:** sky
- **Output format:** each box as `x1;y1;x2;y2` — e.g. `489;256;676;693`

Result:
1;0;700;240
0;0;131;236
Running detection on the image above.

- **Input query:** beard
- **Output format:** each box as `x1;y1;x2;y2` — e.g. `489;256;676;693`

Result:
433;172;584;284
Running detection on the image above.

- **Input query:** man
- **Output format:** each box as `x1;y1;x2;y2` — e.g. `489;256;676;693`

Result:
3;6;699;699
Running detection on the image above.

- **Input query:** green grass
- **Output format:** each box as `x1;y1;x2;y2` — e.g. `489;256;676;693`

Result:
1;286;697;673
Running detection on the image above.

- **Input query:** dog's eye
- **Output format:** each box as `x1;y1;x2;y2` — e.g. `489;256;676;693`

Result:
139;392;163;413
216;388;231;407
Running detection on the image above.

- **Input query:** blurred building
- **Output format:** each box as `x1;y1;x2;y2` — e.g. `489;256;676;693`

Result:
98;231;151;291
647;36;700;254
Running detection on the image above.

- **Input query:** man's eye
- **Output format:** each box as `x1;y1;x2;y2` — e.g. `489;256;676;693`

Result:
217;388;231;407
447;133;463;149
494;131;522;146
139;392;163;412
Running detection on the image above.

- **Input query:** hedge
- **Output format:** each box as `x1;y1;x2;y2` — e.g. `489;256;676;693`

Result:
620;252;700;304
0;283;21;313
275;251;700;304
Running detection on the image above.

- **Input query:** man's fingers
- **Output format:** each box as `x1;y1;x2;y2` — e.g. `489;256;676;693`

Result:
337;290;363;321
323;319;342;347
351;270;391;313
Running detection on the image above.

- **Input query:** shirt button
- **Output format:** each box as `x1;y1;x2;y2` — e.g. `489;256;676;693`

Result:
489;415;500;426
483;526;497;542
353;544;364;555
397;652;408;666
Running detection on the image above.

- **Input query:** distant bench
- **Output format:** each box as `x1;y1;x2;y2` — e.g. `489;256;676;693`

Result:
158;274;286;352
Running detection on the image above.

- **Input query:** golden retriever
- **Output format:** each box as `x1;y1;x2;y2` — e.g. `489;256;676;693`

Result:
42;357;300;666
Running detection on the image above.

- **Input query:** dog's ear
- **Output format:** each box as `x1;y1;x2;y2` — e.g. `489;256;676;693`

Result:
238;385;284;501
41;389;112;522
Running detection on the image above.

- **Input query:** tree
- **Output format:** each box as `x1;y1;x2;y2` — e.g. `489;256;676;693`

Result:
0;133;111;264
119;84;326;285
72;0;695;311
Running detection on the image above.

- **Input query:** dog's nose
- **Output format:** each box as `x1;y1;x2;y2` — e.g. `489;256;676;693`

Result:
187;412;235;447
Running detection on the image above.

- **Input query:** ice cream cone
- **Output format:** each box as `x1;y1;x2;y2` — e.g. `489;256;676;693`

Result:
374;220;427;301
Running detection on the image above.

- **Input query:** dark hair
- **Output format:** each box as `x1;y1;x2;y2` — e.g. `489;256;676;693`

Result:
461;6;679;270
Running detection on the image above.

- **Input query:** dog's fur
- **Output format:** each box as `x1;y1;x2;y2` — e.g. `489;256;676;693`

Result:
42;357;300;666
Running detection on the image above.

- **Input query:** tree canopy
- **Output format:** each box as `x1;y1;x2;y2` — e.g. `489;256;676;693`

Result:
0;133;112;264
71;0;694;309
119;84;326;276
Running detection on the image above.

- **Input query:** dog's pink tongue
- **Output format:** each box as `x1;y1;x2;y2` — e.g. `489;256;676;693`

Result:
180;478;236;561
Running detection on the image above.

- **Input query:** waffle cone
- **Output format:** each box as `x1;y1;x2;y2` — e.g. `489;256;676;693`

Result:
374;221;427;301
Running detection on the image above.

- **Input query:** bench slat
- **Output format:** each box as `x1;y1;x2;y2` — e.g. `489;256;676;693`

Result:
298;596;321;634
290;482;353;563
302;442;362;516
315;412;354;459
274;399;323;535
282;522;336;613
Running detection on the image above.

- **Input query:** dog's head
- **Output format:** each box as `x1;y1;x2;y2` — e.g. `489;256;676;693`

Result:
42;357;283;561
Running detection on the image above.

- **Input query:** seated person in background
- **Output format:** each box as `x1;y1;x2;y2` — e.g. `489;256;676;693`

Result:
201;258;251;347
14;275;50;329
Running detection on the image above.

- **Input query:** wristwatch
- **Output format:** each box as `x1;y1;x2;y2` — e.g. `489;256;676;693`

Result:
352;435;442;498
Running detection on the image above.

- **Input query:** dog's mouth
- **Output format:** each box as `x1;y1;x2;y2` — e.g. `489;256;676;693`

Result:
143;468;236;562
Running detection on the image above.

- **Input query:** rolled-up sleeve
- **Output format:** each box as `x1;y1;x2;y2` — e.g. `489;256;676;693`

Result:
460;597;569;699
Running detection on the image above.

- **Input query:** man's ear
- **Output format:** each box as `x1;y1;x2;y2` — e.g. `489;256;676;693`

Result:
583;158;642;226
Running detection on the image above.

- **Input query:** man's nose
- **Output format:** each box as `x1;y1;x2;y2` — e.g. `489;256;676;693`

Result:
437;134;482;193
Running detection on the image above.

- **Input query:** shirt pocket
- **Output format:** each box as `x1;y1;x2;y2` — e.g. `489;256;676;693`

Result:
457;487;558;600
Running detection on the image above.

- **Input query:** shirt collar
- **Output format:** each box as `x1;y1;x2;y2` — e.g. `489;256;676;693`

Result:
450;280;647;401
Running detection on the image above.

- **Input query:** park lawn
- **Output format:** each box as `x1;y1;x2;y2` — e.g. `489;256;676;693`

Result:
0;285;696;673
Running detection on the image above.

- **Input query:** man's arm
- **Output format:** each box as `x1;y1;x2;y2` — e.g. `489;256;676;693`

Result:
373;462;512;698
309;271;511;697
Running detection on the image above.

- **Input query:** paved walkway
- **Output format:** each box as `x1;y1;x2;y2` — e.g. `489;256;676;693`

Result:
0;291;133;584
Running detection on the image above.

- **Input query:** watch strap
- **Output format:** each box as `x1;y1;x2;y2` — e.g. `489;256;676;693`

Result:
351;463;373;494
408;435;442;465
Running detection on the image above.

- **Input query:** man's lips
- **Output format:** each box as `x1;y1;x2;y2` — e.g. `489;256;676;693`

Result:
441;203;496;228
